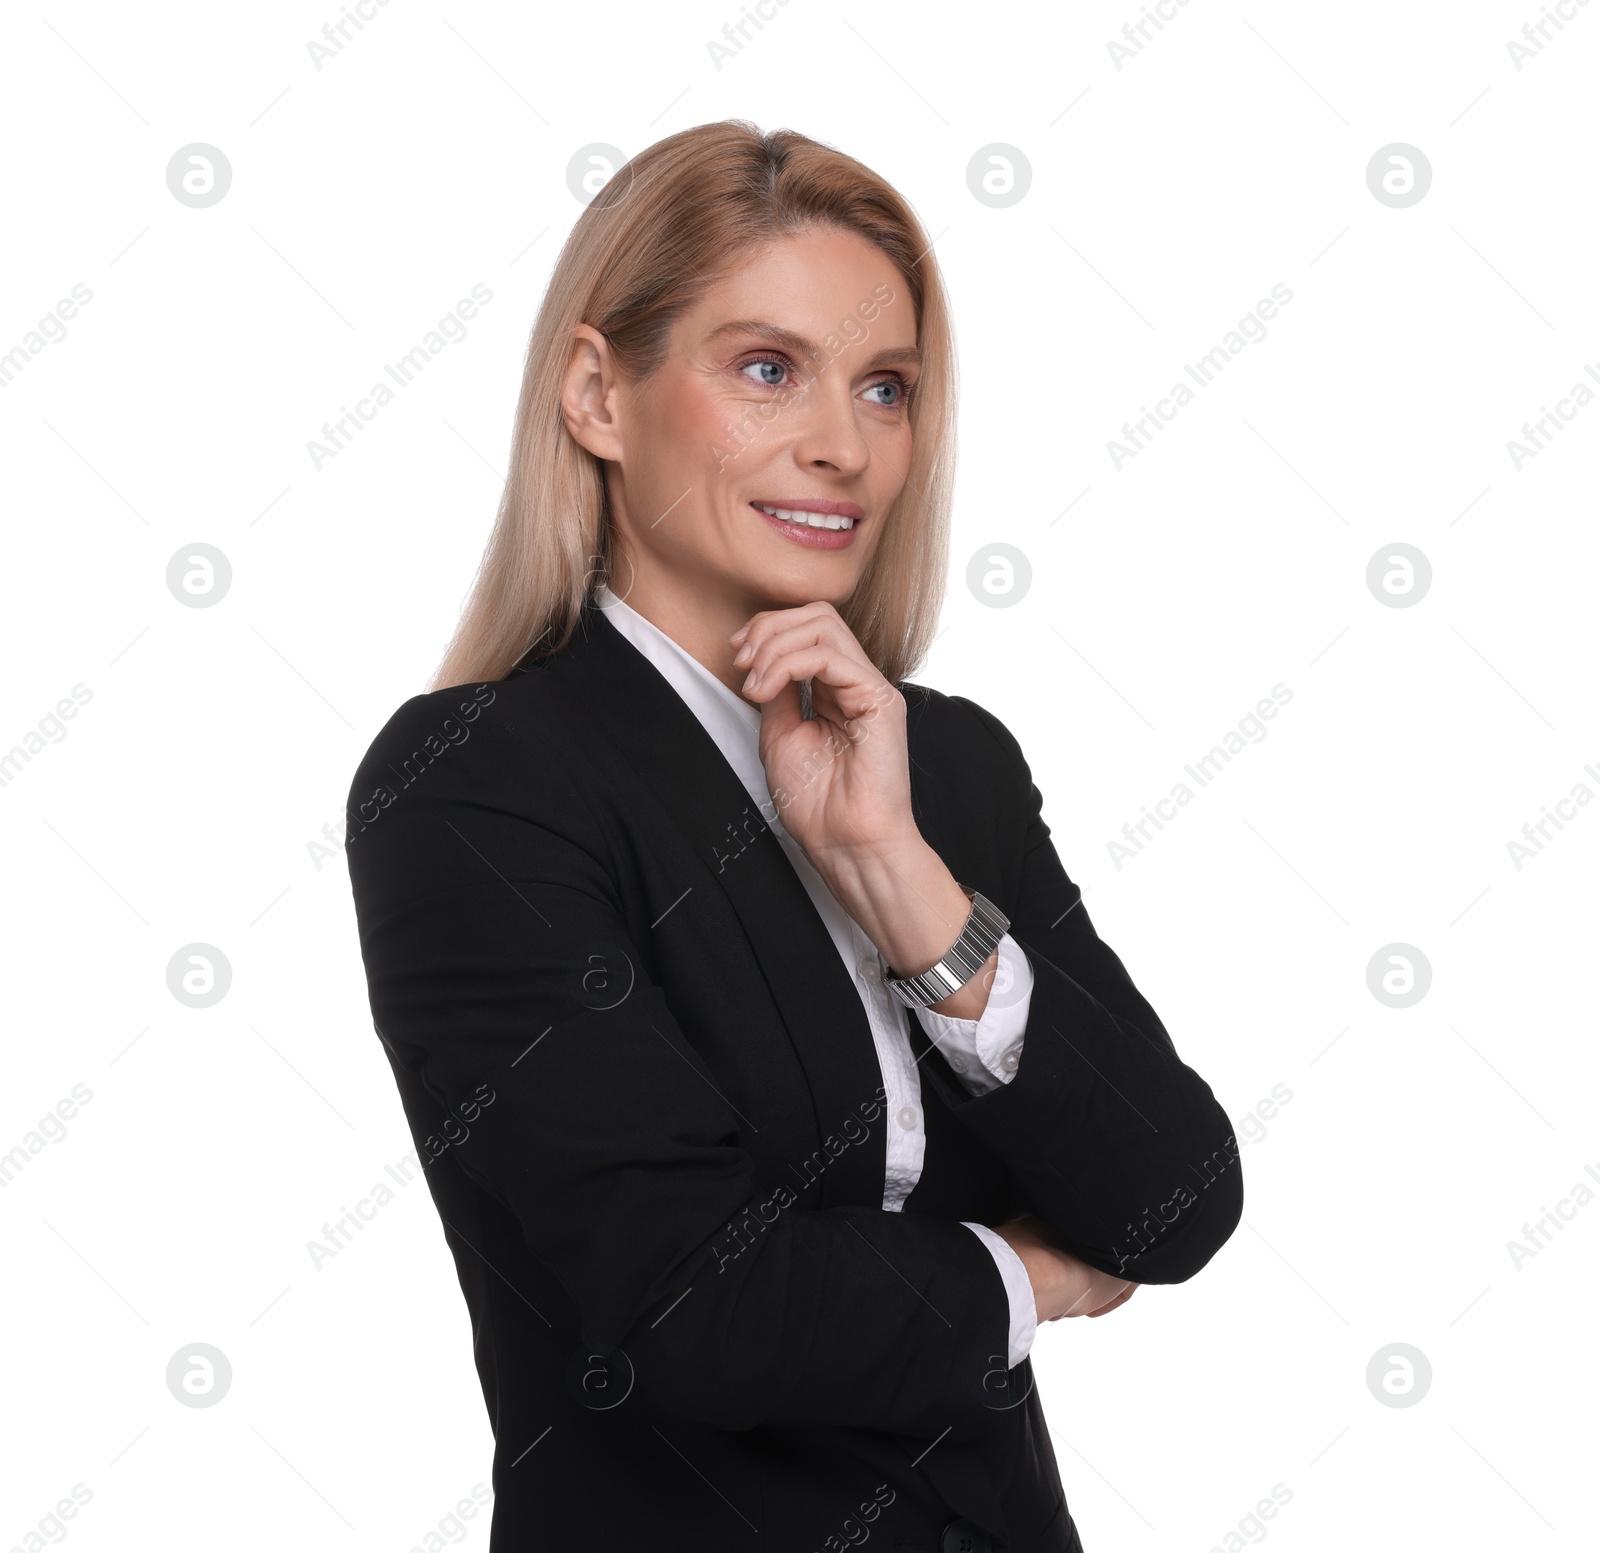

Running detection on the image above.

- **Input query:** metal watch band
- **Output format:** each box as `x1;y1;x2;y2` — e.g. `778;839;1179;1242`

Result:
884;887;1010;1010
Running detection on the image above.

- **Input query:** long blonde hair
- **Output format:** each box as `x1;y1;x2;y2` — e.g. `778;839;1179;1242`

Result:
429;120;957;691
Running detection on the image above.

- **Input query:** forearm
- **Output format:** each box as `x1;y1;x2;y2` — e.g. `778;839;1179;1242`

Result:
927;936;1243;1283
629;1198;1017;1436
811;832;997;1021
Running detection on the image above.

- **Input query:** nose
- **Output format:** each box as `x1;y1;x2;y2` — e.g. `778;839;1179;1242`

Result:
789;376;871;478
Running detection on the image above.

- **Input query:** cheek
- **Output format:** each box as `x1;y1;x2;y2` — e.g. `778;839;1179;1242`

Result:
883;421;914;459
653;375;738;454
869;422;915;486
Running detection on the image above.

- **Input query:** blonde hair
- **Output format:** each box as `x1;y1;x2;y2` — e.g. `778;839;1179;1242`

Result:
429;120;957;691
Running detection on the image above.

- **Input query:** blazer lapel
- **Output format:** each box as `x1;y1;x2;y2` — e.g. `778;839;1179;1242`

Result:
529;600;891;1211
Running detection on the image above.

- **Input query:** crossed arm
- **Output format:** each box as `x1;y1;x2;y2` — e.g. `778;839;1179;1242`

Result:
729;605;1243;1313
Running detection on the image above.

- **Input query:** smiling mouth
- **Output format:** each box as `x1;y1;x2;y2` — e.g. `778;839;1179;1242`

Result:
751;502;859;531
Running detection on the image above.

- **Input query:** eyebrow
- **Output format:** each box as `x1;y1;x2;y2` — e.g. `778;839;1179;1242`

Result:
703;319;921;370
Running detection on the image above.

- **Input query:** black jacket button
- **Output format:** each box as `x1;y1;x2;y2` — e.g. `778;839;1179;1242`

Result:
941;1518;992;1553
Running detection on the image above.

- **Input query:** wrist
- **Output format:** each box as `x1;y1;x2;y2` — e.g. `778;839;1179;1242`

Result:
886;888;1008;1019
812;833;972;982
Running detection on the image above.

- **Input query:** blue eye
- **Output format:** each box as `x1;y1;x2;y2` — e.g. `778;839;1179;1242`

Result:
863;377;907;407
740;358;787;387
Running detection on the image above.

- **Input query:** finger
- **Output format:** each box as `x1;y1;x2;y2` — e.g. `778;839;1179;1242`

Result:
1059;1272;1132;1319
737;613;872;686
754;676;807;746
730;606;832;646
731;600;842;652
742;646;886;718
1086;1285;1137;1317
1057;1286;1101;1318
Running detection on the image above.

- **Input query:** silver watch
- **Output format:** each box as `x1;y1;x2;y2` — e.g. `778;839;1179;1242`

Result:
885;887;1010;1010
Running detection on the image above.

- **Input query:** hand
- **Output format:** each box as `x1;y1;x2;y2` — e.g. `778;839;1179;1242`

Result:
730;602;988;1014
729;600;912;863
989;1215;1139;1323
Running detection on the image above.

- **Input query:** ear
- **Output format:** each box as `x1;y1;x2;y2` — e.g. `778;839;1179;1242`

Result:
560;324;627;461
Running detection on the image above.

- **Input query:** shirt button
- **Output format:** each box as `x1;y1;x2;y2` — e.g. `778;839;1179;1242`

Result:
895;1105;918;1131
948;1053;969;1072
1000;1049;1020;1073
859;958;882;984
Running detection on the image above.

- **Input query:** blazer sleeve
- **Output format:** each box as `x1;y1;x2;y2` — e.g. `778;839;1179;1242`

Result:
923;695;1244;1285
345;692;1016;1442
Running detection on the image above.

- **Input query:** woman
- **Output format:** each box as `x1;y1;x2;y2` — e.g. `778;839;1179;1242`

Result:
345;120;1242;1553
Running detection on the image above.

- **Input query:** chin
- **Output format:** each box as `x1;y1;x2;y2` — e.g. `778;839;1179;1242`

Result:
747;560;863;611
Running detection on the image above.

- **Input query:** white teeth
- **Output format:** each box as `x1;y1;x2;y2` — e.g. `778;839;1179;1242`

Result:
756;503;856;530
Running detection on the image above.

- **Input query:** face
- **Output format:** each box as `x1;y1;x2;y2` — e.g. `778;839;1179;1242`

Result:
564;225;919;623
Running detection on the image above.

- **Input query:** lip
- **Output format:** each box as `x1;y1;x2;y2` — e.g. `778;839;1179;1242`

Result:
749;498;864;551
751;498;864;518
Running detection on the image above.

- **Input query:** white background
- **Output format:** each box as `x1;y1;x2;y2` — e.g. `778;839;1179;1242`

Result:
3;1;1596;1549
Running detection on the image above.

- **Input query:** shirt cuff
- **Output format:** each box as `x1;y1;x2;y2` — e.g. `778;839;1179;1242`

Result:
913;932;1034;1095
962;1221;1038;1369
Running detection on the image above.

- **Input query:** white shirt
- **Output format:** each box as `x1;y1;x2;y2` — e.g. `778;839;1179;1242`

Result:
596;586;1038;1368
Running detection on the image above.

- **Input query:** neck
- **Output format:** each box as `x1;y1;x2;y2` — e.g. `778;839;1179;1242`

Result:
603;566;766;700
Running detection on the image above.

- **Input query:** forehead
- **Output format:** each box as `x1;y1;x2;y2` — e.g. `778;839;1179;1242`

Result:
675;227;917;351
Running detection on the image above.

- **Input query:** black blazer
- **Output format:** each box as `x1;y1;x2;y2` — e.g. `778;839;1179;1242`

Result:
344;598;1243;1553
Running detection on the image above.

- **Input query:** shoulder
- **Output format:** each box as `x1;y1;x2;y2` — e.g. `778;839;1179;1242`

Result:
899;679;1033;789
895;681;1051;895
344;667;591;841
348;676;509;805
897;680;1045;865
